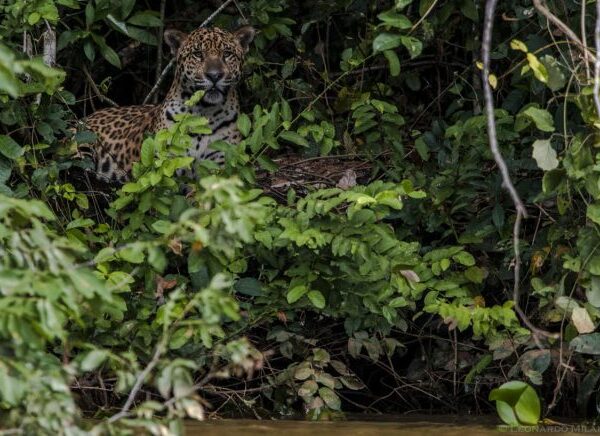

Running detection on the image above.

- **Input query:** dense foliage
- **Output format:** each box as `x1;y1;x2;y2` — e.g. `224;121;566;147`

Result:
1;0;600;433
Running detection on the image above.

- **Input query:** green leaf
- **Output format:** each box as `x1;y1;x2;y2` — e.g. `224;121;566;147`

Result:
587;276;600;307
318;387;341;410
294;366;313;380
577;370;600;414
489;381;541;426
400;36;423;58
307;290;326;309
92;34;121;68
459;0;478;21
465;266;486;284
85;1;95;28
141;139;155;166
570;333;600;355
128;11;162;27
377;11;412;29
452;251;475;267
586;203;600;226
510;39;528;53
532;139;558;171
298;380;318;397
80;350;108;371
66;218;95;230
522;107;555;132
279;131;309;147
540;55;566;91
0;135;24;160
237;113;251;137
383;50;400;76
526;53;549;84
234;278;263;297
119;246;145;264
419;0;436;16
372;33;402;52
287;285;308;304
0;157;11;184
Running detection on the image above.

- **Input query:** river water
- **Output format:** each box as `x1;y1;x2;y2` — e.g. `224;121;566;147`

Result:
184;416;590;435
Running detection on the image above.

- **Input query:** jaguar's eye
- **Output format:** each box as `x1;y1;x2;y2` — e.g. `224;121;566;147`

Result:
193;51;203;60
223;50;235;59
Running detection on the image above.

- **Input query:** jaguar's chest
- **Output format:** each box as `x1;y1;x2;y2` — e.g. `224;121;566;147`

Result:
159;93;242;169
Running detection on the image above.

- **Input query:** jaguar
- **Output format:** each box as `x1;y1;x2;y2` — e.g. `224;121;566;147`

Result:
83;25;255;183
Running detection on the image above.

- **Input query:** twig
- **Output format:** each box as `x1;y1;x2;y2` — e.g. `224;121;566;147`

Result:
593;0;600;117
482;0;559;346
143;0;236;104
107;341;166;423
532;0;597;63
153;0;167;104
582;0;590;80
82;65;118;107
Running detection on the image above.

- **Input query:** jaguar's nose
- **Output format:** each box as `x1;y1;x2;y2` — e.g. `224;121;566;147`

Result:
206;69;224;84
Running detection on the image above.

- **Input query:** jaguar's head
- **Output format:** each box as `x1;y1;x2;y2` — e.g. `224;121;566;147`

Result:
164;26;255;105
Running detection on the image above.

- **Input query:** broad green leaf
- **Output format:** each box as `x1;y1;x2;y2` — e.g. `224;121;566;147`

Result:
0;135;23;160
237;113;251;137
298;380;318;397
294;366;313;380
377;11;412;29
318;387;341;410
586;203;600;225
141;139;154;166
526;53;548;84
532;139;558;171
419;0;436;16
587;276;600;307
279;130;309;147
452;251;475;267
119;246;145;264
510;39;528;53
307;290;326;309
459;0;478;21
489;381;540;426
384;50;400;76
287;285;308;304
570;333;600;355
80;350;108;371
234;278;263;297
400;36;423;59
522;107;555;132
128;11;162;27
372;33;402;52
540;55;566;91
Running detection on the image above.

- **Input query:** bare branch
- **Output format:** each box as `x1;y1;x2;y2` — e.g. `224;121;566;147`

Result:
153;0;167;104
107;342;166;423
482;0;559;345
532;0;597;64
594;0;600;117
82;65;118;107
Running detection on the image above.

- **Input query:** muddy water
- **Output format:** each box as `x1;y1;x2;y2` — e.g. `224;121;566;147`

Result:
184;416;586;436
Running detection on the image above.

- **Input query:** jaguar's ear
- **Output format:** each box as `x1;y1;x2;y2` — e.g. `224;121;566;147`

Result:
164;29;188;56
234;26;256;53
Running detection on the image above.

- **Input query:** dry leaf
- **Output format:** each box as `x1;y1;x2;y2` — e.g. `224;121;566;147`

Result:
336;169;357;190
155;275;177;302
400;269;420;283
168;238;183;255
571;307;595;334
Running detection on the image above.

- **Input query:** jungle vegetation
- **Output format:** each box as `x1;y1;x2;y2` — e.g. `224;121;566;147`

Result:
0;0;599;433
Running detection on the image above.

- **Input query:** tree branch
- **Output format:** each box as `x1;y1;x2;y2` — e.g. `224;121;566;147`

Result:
532;0;597;64
482;0;559;346
593;0;600;117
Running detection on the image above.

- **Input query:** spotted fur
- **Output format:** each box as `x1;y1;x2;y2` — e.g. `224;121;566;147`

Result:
83;25;255;183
